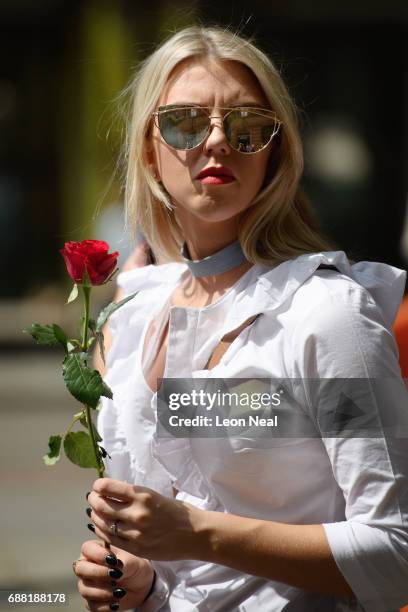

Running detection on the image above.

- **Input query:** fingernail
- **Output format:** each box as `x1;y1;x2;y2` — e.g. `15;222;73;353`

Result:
108;568;123;579
113;587;126;598
86;507;92;518
86;491;90;500
109;604;119;611
117;558;124;569
87;523;95;532
105;554;118;566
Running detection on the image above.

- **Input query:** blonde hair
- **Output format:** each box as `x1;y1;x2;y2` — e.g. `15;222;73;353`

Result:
120;25;333;265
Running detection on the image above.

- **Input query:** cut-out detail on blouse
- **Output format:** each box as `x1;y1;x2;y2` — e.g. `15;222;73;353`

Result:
204;314;260;370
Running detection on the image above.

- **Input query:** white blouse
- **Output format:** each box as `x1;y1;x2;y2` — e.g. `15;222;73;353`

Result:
97;250;408;612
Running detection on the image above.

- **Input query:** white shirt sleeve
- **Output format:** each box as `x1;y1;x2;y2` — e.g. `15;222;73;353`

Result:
291;280;408;611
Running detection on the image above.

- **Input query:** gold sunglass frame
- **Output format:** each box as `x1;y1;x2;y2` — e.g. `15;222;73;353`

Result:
151;105;282;153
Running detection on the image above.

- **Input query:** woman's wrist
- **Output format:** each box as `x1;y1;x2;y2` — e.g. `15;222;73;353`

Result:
198;510;245;564
141;568;157;603
132;558;156;605
175;503;209;560
184;505;228;563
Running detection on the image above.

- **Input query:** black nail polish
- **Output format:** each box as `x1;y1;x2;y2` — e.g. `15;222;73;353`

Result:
108;568;123;579
86;491;90;500
87;523;95;532
109;604;119;611
86;507;92;518
116;558;124;569
113;588;126;599
105;554;118;566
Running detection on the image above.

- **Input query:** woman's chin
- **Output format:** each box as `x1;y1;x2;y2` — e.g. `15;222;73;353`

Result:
174;194;249;223
186;204;245;225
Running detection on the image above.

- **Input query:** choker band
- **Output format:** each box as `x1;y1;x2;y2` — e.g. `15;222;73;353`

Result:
180;240;248;278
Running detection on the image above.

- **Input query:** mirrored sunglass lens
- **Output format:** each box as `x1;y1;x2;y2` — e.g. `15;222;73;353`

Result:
225;110;280;153
158;108;209;149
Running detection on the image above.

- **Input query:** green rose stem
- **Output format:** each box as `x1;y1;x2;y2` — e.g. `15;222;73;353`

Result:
25;242;135;564
85;403;104;477
81;282;110;553
81;283;104;476
82;284;91;353
81;283;104;473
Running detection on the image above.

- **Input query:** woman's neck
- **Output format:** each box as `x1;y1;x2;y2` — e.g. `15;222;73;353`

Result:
172;259;254;309
174;212;253;305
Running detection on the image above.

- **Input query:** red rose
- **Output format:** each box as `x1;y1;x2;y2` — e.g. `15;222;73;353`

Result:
60;240;119;285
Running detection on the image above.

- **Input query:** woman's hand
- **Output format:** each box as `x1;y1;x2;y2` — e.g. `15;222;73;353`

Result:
87;478;207;562
74;539;154;611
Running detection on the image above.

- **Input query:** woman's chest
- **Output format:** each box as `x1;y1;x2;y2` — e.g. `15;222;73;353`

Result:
141;304;271;392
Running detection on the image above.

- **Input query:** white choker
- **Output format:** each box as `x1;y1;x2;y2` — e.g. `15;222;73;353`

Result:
180;240;248;278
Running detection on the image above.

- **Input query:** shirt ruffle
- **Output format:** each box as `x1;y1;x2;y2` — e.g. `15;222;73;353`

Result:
98;262;187;495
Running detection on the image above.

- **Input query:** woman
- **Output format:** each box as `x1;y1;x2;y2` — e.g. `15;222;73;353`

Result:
73;26;408;611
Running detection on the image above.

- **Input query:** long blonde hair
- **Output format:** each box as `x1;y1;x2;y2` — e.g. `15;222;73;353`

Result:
120;25;333;265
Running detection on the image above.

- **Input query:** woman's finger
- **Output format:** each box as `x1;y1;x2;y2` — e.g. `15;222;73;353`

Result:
80;540;124;568
73;559;123;583
93;478;135;503
89;516;138;550
88;491;132;520
91;512;144;542
77;578;115;601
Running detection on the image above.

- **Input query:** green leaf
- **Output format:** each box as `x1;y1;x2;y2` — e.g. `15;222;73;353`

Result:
96;330;106;365
96;291;138;332
43;434;62;466
88;318;97;332
23;323;68;350
66;283;79;304
62;352;113;408
52;324;68;351
63;431;99;468
79;413;102;442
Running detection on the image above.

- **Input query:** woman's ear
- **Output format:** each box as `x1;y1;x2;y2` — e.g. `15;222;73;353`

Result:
144;134;161;182
149;164;160;181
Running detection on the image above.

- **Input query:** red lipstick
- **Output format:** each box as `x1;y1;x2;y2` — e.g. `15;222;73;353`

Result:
195;166;236;185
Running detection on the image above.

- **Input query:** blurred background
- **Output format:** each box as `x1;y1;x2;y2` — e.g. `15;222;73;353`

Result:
0;0;407;609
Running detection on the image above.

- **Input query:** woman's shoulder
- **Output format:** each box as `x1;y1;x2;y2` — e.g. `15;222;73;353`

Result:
107;262;186;339
258;250;405;331
259;252;405;378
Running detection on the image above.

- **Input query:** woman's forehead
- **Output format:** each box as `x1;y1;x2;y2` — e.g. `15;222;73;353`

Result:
159;58;268;106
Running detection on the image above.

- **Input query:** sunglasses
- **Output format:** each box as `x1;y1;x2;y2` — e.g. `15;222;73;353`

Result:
152;105;282;153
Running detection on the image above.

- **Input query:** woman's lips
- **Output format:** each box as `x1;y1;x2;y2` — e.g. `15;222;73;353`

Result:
199;175;236;185
194;166;236;185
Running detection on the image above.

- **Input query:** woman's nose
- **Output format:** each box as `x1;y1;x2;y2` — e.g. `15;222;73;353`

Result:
203;116;231;156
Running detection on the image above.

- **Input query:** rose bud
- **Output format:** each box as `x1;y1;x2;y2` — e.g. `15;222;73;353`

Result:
60;240;119;286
